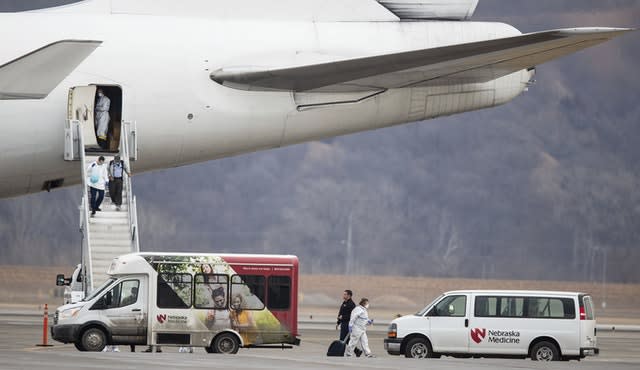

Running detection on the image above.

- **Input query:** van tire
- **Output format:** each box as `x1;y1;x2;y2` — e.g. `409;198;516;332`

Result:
212;333;239;354
74;342;86;351
80;327;107;352
531;341;559;361
405;338;433;358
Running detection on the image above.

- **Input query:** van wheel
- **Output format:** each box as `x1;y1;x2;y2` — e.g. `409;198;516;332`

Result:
213;333;239;354
204;346;215;353
531;341;559;361
81;328;107;352
405;338;433;358
74;342;86;351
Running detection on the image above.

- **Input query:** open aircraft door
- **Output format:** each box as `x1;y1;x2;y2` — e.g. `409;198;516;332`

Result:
67;85;99;148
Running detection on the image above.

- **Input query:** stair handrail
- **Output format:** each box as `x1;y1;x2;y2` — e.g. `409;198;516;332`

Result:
120;121;140;252
73;120;94;294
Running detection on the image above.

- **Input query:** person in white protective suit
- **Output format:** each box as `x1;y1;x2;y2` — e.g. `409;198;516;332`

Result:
95;88;110;145
345;298;374;358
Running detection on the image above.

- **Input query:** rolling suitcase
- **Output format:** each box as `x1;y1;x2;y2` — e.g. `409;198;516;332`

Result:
327;337;362;357
326;339;346;356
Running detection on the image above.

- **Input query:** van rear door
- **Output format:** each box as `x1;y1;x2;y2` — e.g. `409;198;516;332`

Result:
426;294;470;353
579;294;597;354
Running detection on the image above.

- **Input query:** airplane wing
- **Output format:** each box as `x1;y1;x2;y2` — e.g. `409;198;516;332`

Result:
0;40;102;100
211;28;632;93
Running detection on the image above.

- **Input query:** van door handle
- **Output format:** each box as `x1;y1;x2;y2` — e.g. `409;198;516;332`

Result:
132;308;141;312
465;319;469;327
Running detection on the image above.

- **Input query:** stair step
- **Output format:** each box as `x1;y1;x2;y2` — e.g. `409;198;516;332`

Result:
89;240;133;248
89;217;128;225
91;211;128;219
89;232;131;240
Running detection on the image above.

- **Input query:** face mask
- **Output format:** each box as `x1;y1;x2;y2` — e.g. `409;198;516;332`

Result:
364;304;370;309
98;92;104;97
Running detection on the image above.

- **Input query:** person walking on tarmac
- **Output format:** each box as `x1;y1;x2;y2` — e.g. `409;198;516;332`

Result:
336;289;355;341
345;298;374;358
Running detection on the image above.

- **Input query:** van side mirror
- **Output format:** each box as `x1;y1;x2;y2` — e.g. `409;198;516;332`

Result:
56;274;71;286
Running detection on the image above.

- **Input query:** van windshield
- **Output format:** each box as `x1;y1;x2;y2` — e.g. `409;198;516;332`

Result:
83;278;117;302
416;294;443;316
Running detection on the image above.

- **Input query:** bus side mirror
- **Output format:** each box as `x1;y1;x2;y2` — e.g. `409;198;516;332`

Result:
56;274;71;286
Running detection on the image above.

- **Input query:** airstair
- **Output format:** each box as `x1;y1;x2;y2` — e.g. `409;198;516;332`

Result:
64;120;140;295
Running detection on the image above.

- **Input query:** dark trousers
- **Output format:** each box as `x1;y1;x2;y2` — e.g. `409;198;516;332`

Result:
340;322;350;341
110;177;124;206
89;187;104;211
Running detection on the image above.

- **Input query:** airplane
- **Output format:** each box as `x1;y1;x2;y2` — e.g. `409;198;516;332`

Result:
0;0;632;199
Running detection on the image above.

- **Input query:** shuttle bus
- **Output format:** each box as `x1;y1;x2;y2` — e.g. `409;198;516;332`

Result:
51;253;300;353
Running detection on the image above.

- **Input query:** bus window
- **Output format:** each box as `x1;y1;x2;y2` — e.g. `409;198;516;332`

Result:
231;275;265;310
194;274;228;309
267;276;291;310
157;273;192;308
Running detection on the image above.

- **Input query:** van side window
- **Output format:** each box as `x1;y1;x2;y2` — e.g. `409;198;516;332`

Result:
526;297;575;319
157;273;192;309
429;295;466;317
499;297;524;317
90;279;139;310
120;280;140;307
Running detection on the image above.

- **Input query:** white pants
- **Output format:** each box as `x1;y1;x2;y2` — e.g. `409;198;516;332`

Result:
95;111;109;140
345;328;371;356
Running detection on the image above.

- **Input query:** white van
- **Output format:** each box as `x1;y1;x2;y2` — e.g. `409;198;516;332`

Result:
384;290;598;361
51;253;300;353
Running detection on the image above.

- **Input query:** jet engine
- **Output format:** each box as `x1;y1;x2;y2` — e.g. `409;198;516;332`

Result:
377;0;479;20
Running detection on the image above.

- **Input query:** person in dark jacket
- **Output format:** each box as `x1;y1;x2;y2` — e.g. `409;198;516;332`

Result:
337;289;355;340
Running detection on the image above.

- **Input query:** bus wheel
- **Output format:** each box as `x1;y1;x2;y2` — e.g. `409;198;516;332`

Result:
81;328;107;352
405;338;432;358
531;341;559;361
213;333;239;354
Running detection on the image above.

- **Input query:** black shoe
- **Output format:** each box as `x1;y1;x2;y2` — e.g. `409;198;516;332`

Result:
143;348;152;353
156;349;162;353
96;208;102;211
91;211;96;216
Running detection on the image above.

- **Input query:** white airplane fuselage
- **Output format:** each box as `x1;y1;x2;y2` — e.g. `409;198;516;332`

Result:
0;12;530;198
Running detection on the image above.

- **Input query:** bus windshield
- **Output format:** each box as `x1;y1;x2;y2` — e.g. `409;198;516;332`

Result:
83;278;117;302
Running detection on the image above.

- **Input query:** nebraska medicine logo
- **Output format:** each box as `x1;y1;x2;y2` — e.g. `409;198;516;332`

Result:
470;328;486;343
156;314;167;323
471;328;521;344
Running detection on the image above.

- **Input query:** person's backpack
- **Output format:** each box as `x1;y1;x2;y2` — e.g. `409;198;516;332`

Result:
109;159;125;177
89;163;99;184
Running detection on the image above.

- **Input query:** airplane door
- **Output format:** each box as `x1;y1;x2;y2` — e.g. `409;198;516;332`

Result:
68;85;98;148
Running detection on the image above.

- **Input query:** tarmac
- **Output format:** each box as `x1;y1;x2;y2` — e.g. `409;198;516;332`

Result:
1;309;640;370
